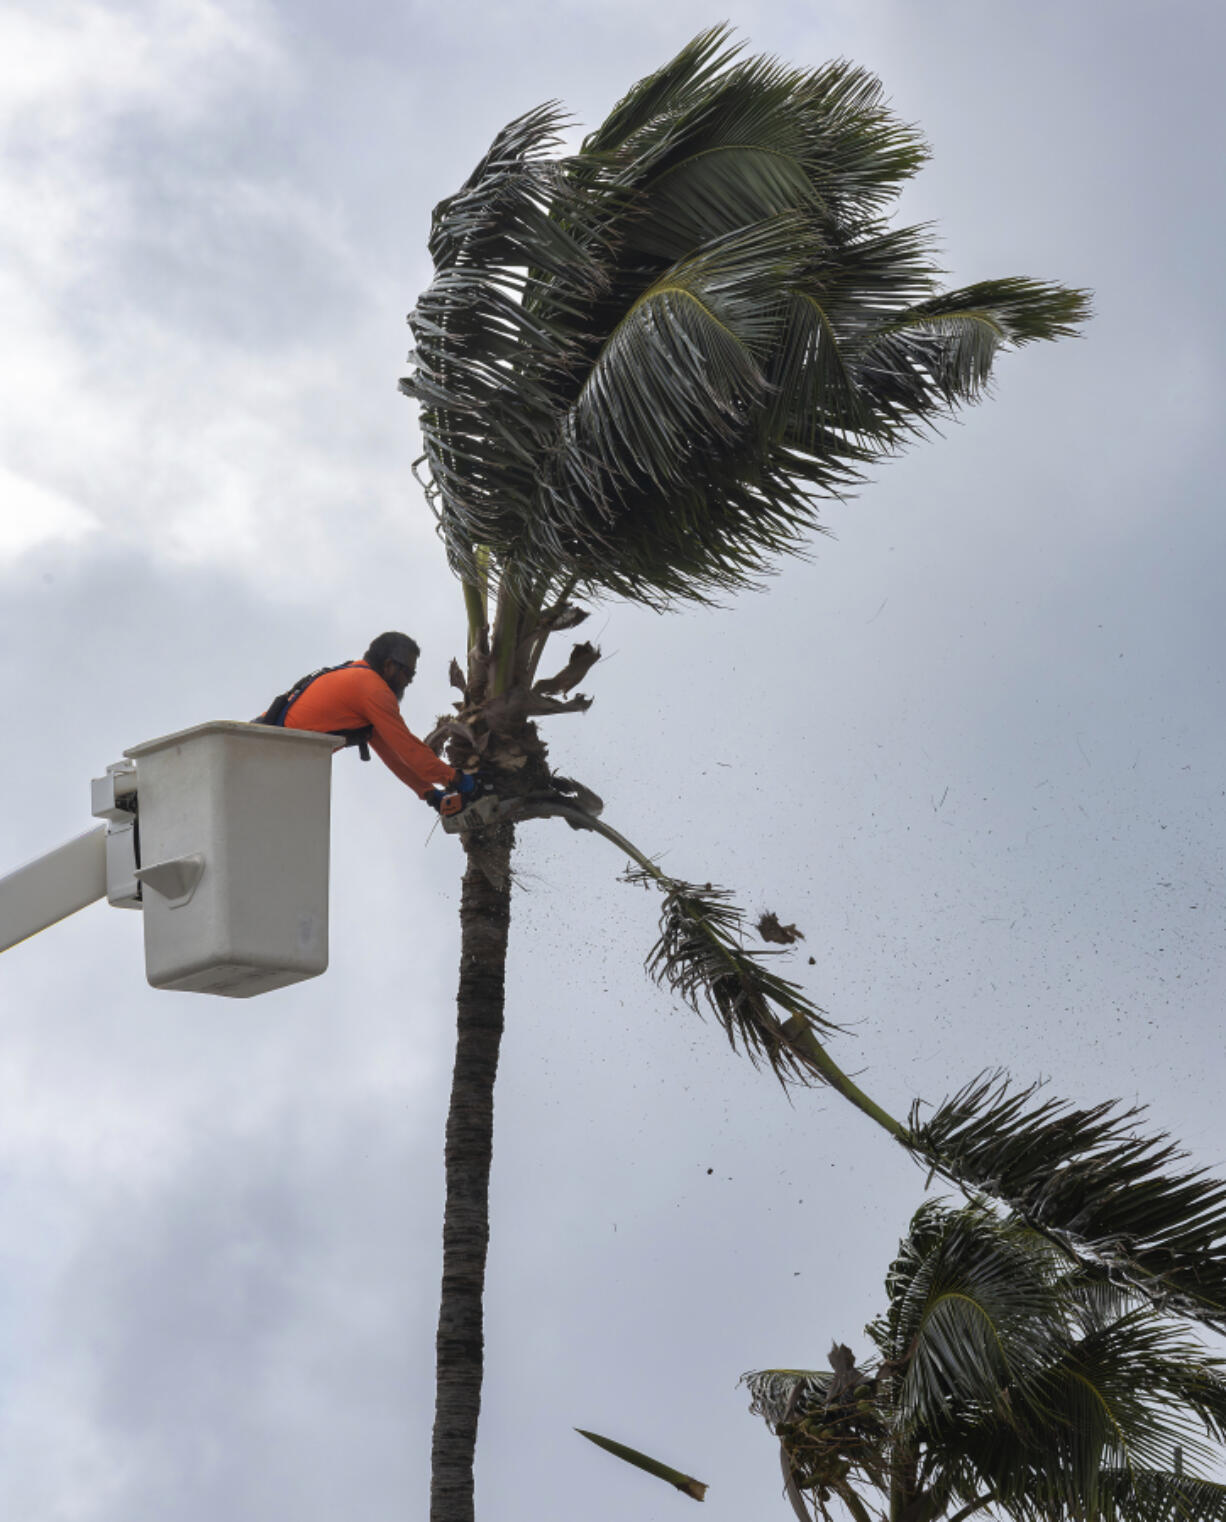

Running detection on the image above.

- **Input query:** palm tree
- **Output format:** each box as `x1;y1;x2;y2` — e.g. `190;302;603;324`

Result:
400;28;1089;1522
744;1196;1226;1522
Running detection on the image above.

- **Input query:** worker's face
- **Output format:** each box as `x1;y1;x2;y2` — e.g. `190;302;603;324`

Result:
385;658;416;699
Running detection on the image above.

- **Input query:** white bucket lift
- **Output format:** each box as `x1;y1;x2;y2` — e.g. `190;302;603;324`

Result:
1;721;342;997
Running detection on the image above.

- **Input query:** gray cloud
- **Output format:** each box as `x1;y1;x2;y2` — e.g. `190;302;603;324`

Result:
0;2;1223;1518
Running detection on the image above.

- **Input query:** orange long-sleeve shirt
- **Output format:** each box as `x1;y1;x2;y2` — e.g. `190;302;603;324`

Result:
282;661;456;798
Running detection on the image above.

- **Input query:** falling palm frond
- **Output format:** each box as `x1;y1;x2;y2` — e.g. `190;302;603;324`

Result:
623;866;838;1087
575;1429;708;1501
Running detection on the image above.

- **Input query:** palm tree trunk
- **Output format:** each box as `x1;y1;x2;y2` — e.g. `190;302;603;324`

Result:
430;822;515;1522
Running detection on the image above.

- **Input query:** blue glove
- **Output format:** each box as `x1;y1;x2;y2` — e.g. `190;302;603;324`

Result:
455;771;478;796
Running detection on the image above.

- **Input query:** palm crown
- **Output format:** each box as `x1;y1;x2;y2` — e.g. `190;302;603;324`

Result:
402;26;1089;617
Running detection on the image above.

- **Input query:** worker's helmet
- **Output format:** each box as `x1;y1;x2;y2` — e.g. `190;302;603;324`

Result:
365;631;420;670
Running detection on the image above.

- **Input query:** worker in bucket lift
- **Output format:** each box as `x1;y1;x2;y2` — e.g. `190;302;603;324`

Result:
256;632;478;814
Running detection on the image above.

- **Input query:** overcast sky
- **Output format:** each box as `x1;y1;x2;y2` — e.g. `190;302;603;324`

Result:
1;1;1224;1518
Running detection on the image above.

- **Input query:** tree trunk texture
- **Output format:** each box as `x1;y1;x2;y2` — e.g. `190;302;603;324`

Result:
430;822;515;1522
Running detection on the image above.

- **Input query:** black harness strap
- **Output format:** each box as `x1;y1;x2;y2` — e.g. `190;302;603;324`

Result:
254;662;374;761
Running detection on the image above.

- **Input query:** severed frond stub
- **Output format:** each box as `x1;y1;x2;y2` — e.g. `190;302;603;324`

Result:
905;1074;1226;1332
575;1429;707;1502
625;868;840;1086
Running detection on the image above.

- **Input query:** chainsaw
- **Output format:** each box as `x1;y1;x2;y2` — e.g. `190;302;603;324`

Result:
437;773;604;836
439;791;505;834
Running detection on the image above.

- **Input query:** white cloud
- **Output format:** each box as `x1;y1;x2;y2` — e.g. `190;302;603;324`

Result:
0;464;98;556
0;0;426;592
0;0;282;131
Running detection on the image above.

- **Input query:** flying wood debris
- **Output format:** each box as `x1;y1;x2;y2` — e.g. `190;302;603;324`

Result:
758;911;805;945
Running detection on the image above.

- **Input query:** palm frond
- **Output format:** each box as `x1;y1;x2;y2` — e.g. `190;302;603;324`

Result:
580;25;742;157
1025;1312;1226;1504
1098;1468;1226;1522
905;1075;1226;1331
554;219;801;496
871;1202;1066;1434
624;867;840;1087
401;104;614;591
575;1429;708;1501
742;1369;837;1427
850;278;1090;416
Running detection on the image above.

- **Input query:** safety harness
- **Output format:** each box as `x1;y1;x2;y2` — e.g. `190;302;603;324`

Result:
254;662;374;760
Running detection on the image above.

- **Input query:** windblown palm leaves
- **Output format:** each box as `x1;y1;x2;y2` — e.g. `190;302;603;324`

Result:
402;26;1088;608
744;1199;1226;1522
905;1074;1226;1333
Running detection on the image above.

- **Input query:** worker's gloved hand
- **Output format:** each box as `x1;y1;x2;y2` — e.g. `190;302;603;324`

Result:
455;771;479;796
423;789;443;811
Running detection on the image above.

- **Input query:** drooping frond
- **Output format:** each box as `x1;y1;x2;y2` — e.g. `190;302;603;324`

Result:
742;1368;837;1427
905;1075;1226;1331
403;26;1090;610
624;867;840;1087
402;103;615;590
742;1353;890;1520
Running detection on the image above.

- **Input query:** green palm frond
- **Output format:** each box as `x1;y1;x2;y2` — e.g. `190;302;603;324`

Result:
1097;1468;1226;1522
850;279;1089;417
581;25;741;158
1026;1314;1223;1502
592;42;929;238
871;1202;1065;1433
401;103;614;590
555;219;801;494
403;28;1089;611
905;1075;1226;1331
575;1429;708;1501
624;867;840;1086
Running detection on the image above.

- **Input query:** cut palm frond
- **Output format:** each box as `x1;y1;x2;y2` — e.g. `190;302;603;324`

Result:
626;867;839;1087
905;1074;1226;1332
575;1429;707;1501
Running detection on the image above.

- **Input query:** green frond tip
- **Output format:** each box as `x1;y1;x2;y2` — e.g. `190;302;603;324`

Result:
575;1428;708;1501
623;866;841;1087
905;1073;1226;1330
